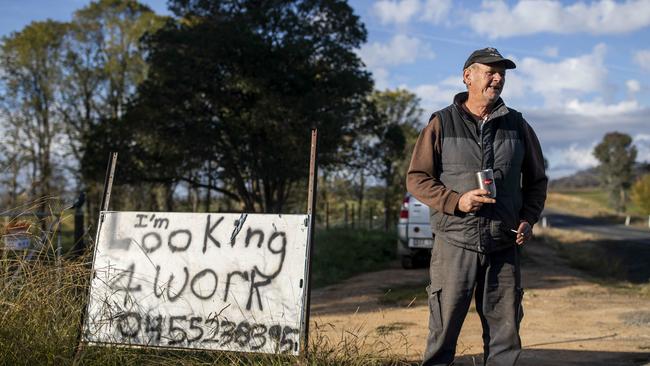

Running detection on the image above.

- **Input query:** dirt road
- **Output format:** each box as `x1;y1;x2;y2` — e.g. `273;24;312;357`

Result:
310;233;650;365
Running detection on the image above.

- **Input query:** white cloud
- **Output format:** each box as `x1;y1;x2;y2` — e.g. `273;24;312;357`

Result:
627;79;641;94
358;34;435;69
500;71;526;101
546;143;599;178
565;99;641;117
633;134;650;163
372;67;390;90
358;34;435;91
496;44;614;110
421;0;452;24
633;49;650;71
373;0;421;25
518;44;608;107
412;84;453;110
410;79;458;114
468;0;650;39
545;133;650;178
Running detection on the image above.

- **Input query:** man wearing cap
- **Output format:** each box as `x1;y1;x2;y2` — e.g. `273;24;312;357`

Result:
407;48;547;365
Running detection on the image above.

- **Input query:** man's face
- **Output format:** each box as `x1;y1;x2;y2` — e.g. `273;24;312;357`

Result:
463;63;506;104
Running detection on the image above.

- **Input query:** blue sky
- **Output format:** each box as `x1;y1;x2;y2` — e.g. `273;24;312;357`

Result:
2;0;649;178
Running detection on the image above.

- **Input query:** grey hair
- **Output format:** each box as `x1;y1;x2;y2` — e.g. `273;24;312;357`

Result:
462;63;477;89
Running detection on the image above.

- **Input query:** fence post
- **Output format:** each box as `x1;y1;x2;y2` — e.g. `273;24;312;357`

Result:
70;193;86;258
325;201;330;230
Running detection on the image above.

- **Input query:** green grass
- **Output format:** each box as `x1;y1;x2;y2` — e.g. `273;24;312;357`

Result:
311;228;396;289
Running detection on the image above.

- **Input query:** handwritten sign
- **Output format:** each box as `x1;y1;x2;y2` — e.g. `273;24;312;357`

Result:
83;212;310;355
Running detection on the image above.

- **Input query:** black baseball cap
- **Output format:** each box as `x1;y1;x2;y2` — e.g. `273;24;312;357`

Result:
463;47;516;70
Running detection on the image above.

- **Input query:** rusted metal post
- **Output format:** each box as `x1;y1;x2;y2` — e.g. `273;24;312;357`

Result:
74;152;117;362
301;129;318;358
99;152;118;212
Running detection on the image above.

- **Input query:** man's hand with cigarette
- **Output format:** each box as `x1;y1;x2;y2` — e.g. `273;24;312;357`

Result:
514;221;532;245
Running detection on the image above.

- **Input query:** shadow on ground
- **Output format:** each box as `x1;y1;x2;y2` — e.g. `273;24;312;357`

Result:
392;348;650;366
457;348;650;366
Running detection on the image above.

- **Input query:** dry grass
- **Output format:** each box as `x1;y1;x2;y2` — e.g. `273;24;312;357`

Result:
0;254;412;365
0;200;411;366
545;192;613;218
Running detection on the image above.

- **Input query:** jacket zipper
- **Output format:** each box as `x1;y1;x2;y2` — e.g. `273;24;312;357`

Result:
479;116;487;169
478;115;488;252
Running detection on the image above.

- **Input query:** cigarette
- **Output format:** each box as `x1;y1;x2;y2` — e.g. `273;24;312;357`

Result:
510;229;520;234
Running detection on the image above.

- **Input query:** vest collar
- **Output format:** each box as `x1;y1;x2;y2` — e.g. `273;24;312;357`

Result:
453;92;509;123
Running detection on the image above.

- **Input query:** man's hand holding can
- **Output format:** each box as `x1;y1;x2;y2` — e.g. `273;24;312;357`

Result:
458;189;496;213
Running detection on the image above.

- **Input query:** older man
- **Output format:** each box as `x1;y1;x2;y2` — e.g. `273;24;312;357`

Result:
407;47;547;365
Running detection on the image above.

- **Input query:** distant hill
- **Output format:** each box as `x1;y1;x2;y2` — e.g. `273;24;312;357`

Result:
549;167;600;190
549;163;650;190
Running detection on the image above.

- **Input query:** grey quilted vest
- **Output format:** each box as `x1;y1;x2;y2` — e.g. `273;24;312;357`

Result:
431;93;525;253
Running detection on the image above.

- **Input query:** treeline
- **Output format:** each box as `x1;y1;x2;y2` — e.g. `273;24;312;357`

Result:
0;0;422;231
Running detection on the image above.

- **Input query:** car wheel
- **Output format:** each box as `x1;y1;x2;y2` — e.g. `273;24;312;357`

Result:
401;255;414;269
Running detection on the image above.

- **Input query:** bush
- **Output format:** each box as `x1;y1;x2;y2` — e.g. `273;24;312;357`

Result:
312;228;396;288
631;174;650;215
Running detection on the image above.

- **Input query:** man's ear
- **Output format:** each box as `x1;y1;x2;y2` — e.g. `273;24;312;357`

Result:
463;68;472;86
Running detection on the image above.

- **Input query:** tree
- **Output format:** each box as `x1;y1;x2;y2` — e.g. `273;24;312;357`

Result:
631;174;650;215
366;89;422;230
593;132;637;213
84;0;373;213
61;0;165;213
0;20;69;208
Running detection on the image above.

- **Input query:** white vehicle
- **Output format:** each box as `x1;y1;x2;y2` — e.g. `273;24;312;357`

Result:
397;193;434;269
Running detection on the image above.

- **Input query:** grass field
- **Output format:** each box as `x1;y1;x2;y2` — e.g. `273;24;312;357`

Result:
547;188;646;221
312;228;396;288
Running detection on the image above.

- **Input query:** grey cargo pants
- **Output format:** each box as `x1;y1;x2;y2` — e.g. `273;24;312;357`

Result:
422;238;524;366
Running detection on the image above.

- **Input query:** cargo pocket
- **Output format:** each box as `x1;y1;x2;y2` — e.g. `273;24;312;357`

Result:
436;213;448;231
426;284;443;332
515;287;524;330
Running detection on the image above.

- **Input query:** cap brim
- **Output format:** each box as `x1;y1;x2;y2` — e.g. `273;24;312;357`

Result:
476;55;516;69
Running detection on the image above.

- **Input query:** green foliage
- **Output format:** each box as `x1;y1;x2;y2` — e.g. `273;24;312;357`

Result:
312;228;396;288
364;89;422;229
631;174;650;215
0;20;70;204
0;1;165;213
82;0;373;213
593;131;637;213
65;0;167;216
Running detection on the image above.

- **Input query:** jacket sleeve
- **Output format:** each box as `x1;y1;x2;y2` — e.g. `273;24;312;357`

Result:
519;119;548;225
406;115;461;214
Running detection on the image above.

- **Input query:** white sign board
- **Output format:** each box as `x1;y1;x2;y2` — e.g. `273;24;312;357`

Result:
83;211;310;355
